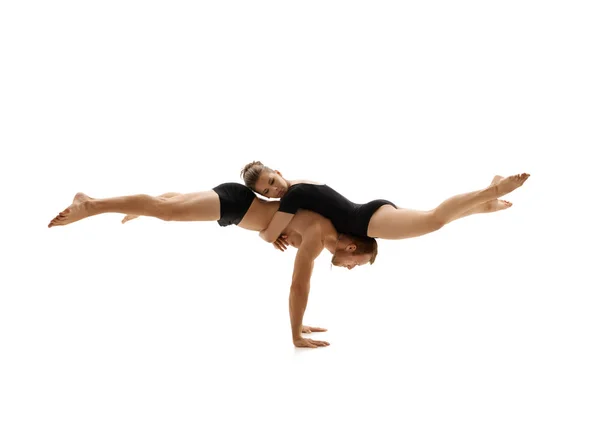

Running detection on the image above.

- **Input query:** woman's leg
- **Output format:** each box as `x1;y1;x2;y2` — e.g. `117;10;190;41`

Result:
48;190;221;227
121;192;181;224
455;198;512;219
367;173;529;239
453;175;512;220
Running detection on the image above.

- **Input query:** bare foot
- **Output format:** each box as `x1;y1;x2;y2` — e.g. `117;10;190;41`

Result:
476;199;513;213
121;214;139;224
494;173;530;197
490;175;503;185
48;193;93;228
457;175;516;219
476;175;512;212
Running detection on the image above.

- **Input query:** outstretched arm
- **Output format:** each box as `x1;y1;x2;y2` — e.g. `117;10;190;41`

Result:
259;211;294;243
288;224;329;348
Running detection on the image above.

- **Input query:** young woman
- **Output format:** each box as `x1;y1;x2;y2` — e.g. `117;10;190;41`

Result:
240;161;530;244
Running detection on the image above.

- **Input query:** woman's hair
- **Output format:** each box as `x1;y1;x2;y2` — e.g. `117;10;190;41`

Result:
240;161;273;191
354;236;378;265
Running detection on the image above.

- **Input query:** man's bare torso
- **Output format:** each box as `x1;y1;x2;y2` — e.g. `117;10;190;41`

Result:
282;210;338;249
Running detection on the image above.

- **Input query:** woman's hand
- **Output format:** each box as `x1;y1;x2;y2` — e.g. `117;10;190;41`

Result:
272;234;290;252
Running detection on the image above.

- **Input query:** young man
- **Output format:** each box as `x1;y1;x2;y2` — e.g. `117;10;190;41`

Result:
48;189;377;348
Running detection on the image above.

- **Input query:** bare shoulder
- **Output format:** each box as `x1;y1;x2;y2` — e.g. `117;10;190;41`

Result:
284;231;303;248
297;221;325;258
295;209;336;233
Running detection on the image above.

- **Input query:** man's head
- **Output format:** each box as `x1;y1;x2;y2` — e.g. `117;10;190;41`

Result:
331;234;378;270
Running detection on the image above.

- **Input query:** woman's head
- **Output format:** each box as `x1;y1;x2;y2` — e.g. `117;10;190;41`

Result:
241;160;289;198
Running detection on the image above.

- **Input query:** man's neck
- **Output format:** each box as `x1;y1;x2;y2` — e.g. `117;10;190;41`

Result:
324;232;341;254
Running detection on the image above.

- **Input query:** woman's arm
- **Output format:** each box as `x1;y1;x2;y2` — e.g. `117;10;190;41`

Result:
259;211;294;243
259;184;307;243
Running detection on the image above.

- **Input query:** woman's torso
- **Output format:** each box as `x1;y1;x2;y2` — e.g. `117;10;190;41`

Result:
278;183;394;237
237;198;280;231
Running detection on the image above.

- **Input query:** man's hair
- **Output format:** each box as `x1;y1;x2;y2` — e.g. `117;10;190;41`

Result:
352;235;378;265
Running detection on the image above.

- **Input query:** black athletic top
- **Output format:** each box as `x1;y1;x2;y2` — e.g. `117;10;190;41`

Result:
278;183;396;237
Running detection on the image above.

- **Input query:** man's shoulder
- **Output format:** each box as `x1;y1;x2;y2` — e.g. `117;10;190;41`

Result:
302;219;324;235
296;221;325;257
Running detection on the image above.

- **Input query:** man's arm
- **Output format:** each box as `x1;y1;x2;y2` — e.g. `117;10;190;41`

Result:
288;224;329;348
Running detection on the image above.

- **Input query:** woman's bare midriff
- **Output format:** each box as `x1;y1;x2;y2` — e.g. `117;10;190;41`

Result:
237;198;280;231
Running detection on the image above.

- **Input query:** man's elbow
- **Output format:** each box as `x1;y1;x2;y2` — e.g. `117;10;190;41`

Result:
290;283;309;296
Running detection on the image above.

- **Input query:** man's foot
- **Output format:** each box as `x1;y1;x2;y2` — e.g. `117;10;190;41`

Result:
48;193;93;228
494;173;530;197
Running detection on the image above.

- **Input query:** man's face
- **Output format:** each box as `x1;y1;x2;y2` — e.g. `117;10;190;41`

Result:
331;250;372;270
255;170;288;198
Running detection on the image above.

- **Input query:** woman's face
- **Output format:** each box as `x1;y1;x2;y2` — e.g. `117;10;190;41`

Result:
255;170;288;198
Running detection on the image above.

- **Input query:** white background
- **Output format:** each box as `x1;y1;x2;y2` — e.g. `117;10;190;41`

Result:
1;1;599;434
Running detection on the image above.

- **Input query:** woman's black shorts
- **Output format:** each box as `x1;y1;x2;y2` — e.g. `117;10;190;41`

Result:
212;183;257;227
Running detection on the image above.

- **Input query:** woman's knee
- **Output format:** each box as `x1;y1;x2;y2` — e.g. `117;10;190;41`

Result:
154;196;176;221
428;210;446;231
